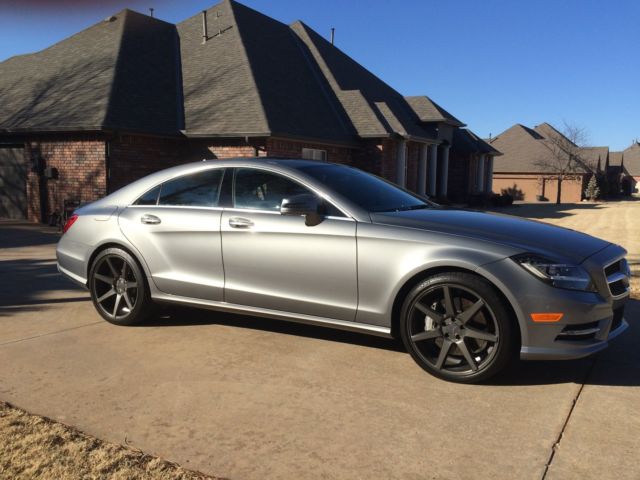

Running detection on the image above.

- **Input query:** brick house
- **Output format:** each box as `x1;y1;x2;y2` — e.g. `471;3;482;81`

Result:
610;143;640;195
488;123;602;203
0;0;497;222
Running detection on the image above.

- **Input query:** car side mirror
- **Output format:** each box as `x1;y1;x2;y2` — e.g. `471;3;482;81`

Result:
280;194;322;226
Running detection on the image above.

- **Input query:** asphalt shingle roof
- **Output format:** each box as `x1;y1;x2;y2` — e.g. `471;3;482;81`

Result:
0;10;182;135
405;96;465;127
490;123;594;174
623;143;640;176
609;151;624;167
579;146;609;171
453;128;500;155
289;20;435;142
0;0;438;145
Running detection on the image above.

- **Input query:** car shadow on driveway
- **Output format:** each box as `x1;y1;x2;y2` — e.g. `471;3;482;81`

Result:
145;305;406;353
144;299;640;388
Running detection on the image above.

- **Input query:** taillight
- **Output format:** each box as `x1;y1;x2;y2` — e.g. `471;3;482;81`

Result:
62;214;79;234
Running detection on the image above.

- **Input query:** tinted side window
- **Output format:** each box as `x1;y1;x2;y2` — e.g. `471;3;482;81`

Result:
158;169;224;207
134;185;161;205
234;168;310;211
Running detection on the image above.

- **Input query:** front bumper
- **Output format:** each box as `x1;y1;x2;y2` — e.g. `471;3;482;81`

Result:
478;245;631;361
520;316;628;360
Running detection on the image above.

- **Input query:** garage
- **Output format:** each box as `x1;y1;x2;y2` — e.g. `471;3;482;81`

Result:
0;145;27;219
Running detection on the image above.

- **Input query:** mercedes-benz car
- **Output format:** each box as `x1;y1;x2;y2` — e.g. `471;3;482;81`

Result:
56;159;631;383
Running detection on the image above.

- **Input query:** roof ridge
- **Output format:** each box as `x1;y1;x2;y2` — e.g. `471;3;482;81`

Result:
99;9;130;128
225;0;271;134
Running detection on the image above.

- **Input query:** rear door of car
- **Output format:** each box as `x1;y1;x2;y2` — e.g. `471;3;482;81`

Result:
119;167;226;301
220;167;358;321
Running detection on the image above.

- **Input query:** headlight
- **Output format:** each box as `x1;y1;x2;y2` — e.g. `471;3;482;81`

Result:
512;254;595;292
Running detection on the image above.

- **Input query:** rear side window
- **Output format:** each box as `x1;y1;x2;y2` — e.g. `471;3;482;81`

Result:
158;169;224;207
134;185;161;205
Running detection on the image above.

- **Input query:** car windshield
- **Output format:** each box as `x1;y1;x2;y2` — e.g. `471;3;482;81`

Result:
296;163;432;212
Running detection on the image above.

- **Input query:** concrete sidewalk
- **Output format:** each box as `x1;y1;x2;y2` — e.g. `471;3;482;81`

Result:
0;220;638;479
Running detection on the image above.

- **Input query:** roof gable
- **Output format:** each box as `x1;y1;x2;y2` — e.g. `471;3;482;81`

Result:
0;10;182;135
405;96;465;127
289;21;435;142
623;143;640;175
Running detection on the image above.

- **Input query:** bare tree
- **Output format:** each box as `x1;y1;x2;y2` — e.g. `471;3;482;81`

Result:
535;122;593;204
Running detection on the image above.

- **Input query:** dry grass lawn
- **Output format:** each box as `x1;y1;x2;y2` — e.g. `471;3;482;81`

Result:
0;402;217;480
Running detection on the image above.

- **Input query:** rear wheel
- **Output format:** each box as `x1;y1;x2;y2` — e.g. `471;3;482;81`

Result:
400;272;516;383
89;248;152;325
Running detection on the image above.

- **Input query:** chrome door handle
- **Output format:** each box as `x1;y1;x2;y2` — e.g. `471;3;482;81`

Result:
141;214;161;225
229;217;254;228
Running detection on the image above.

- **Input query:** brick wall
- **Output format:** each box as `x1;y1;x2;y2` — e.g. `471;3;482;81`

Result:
108;135;193;192
25;136;107;222
492;172;585;202
265;138;353;164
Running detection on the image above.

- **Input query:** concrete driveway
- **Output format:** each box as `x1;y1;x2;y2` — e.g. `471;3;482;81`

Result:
1;208;639;480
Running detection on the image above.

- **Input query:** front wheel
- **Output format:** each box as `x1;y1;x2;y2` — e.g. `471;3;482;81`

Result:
400;272;517;383
89;248;152;326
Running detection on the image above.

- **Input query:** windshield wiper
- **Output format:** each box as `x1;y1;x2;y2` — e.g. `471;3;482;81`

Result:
375;204;429;213
397;204;429;211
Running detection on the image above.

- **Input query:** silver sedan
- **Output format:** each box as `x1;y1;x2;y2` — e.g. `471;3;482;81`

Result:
56;159;630;383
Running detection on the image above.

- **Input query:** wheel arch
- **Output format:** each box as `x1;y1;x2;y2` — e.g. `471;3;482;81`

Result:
86;241;149;283
389;266;521;348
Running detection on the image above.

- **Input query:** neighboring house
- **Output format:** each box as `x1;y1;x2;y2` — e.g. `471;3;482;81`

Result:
621;142;640;194
489;123;598;203
0;0;496;222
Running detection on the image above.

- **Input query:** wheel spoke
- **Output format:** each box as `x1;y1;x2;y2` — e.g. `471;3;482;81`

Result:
112;293;122;318
121;260;128;277
123;292;134;310
414;302;444;323
126;281;138;289
411;329;441;342
105;257;119;277
97;288;116;303
465;327;497;343
457;299;485;324
442;286;456;317
434;339;453;370
458;340;478;371
95;273;114;285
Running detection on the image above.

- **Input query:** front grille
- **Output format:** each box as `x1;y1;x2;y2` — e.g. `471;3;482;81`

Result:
604;260;621;277
604;258;630;298
611;306;624;332
610;280;627;296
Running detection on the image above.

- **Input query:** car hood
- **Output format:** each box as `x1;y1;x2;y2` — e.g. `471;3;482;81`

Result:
370;208;610;264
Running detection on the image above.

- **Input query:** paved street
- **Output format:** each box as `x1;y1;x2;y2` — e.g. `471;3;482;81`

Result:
0;203;639;480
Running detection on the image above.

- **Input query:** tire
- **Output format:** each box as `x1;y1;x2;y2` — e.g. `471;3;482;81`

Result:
399;272;517;383
88;247;153;326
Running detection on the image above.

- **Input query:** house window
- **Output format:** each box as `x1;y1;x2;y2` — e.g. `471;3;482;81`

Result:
302;148;327;162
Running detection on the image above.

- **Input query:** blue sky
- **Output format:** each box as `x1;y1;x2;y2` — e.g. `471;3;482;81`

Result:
1;0;638;150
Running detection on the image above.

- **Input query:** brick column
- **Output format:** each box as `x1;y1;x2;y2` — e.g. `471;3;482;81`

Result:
428;144;438;196
396;139;407;187
439;145;450;198
476;154;486;193
485;155;494;193
418;144;428;195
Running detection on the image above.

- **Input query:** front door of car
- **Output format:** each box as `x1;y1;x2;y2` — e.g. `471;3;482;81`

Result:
118;167;226;301
221;167;358;321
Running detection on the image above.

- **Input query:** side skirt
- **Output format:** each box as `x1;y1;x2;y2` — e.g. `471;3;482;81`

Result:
151;292;393;338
